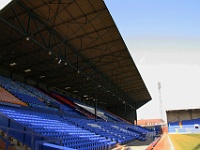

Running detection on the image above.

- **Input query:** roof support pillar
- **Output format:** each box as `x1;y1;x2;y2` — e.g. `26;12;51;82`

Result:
124;101;127;120
94;87;98;122
134;108;137;125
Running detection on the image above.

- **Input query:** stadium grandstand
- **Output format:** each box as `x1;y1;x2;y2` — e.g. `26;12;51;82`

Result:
167;108;200;134
136;119;166;135
146;108;200;150
0;0;155;150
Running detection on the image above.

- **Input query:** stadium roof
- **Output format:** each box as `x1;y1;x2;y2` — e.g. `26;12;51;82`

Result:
166;107;200;112
0;0;151;110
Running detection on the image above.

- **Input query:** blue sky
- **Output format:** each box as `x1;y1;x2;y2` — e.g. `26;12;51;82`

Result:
104;0;200;121
105;0;200;37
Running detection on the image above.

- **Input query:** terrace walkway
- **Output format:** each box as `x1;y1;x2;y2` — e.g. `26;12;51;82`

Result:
112;138;153;150
153;134;175;150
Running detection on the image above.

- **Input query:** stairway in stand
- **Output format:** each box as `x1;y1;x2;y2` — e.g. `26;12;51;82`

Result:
0;130;30;150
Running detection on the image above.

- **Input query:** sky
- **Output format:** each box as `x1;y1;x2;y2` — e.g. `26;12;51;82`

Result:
104;0;200;121
0;0;11;10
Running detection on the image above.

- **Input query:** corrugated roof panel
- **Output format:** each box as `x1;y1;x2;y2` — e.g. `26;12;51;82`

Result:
0;0;151;111
76;0;95;14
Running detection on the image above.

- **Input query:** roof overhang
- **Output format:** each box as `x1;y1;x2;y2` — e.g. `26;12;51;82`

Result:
0;0;151;110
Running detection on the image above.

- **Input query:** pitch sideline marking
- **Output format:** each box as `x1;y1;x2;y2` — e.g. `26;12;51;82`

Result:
167;135;175;150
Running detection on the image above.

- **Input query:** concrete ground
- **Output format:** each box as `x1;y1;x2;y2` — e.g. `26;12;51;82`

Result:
112;138;154;150
126;138;154;150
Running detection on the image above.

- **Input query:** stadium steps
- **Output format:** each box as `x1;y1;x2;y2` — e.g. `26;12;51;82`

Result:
0;130;30;150
0;86;27;107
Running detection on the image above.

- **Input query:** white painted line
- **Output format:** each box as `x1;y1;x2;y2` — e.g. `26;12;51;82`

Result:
167;135;175;150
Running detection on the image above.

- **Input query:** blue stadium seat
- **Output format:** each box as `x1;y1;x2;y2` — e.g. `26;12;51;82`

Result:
0;75;152;149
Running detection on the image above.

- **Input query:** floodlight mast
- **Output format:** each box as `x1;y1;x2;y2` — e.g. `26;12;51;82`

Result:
158;82;164;122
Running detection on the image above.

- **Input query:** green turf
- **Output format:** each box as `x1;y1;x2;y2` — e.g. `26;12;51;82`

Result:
169;134;200;150
186;134;200;138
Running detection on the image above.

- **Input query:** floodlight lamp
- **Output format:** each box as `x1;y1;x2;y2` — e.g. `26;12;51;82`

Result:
10;62;17;66
24;69;31;73
26;37;29;41
39;75;45;78
58;59;61;64
83;95;88;98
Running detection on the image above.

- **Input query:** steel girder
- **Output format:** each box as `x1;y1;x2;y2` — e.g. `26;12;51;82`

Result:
0;0;135;106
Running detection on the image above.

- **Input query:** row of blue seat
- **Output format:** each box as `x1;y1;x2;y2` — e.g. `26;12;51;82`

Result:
0;105;117;149
65;117;146;144
0;75;151;149
0;75;89;118
0;76;47;107
169;118;200;126
168;118;200;133
16;81;60;108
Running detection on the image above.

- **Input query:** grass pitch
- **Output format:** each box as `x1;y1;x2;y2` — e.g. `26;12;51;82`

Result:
169;134;200;150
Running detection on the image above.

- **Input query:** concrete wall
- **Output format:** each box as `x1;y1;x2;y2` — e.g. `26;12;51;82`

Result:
167;109;200;123
107;104;136;124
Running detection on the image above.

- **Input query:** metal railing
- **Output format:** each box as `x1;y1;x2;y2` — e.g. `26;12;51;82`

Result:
0;125;62;150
